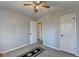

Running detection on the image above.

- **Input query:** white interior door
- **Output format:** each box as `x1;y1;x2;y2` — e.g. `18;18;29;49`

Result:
60;13;76;54
30;20;37;44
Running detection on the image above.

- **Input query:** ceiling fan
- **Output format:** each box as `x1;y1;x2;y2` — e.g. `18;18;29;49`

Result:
24;1;50;12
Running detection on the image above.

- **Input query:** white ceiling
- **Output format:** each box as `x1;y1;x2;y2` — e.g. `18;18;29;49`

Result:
0;1;79;18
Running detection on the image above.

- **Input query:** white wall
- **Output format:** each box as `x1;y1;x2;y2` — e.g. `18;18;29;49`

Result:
0;8;31;52
38;7;79;56
1;5;79;56
39;13;60;49
76;11;79;56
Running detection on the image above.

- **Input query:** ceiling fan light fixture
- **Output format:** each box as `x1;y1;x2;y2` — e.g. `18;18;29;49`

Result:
36;5;39;9
24;1;50;12
37;1;40;3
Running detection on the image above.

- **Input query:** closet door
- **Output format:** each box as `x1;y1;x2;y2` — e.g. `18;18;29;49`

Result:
60;13;76;54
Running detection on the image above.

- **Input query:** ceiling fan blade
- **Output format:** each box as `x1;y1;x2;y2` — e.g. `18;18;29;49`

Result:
42;5;50;8
24;4;33;6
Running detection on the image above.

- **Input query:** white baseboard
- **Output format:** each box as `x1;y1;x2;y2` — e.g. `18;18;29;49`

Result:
43;43;61;51
43;43;79;57
52;47;61;51
1;44;30;53
74;53;79;57
1;42;38;54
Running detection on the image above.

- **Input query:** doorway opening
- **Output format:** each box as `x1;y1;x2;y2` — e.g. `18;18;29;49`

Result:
37;22;43;44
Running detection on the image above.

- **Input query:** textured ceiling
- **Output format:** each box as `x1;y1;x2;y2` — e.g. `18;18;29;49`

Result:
0;1;79;18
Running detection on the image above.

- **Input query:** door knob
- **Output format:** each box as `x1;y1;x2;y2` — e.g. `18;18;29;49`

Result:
61;34;64;37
